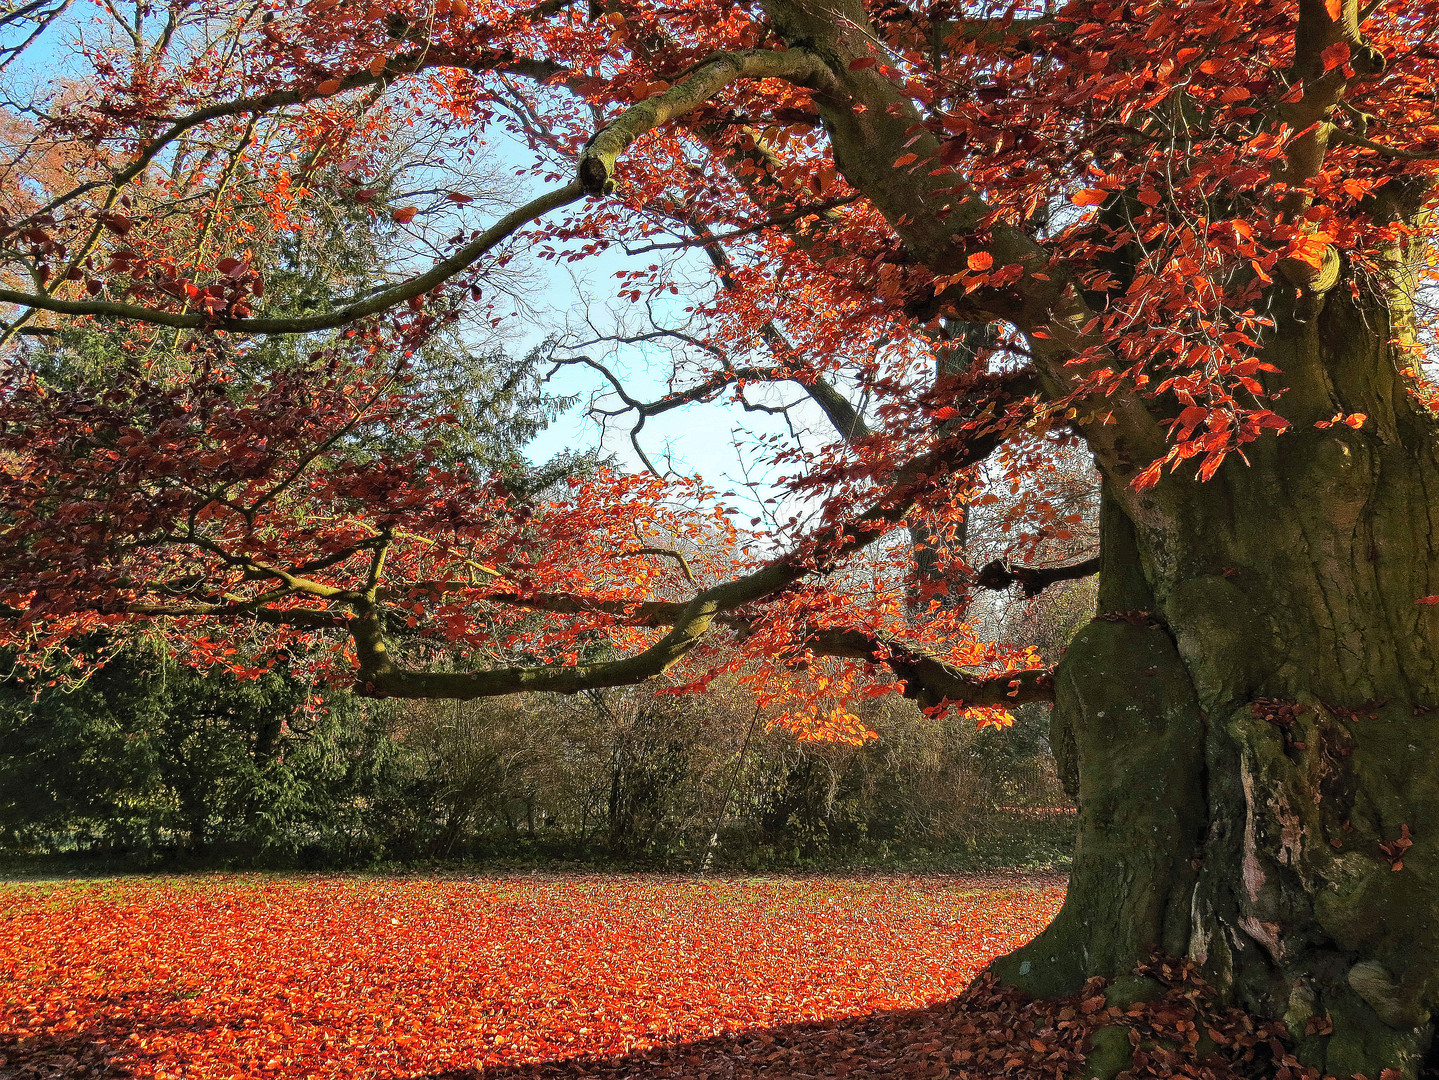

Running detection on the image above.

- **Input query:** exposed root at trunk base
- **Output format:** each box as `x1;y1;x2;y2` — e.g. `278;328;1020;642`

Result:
983;956;1430;1080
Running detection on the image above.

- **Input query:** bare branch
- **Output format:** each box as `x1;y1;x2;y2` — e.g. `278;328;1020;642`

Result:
633;541;699;586
622;196;860;255
123;602;347;630
1331;125;1439;161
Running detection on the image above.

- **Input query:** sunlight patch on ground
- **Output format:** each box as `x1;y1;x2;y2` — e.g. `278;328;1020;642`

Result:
0;873;1064;1079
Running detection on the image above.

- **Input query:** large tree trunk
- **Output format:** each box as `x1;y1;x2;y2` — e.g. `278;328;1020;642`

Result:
994;294;1439;1078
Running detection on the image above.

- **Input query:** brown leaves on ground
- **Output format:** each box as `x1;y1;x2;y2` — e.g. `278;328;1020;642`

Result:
0;876;1338;1080
473;959;1333;1080
0;873;1061;1080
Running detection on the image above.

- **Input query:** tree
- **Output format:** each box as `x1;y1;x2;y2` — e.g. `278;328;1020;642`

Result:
0;639;422;862
2;0;1439;1074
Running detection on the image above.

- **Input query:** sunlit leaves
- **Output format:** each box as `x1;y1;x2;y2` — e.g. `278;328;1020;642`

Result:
0;874;1064;1078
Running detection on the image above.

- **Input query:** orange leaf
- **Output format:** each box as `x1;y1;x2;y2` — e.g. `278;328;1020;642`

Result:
1134;459;1165;490
368;55;387;76
391;206;419;224
1176;405;1208;433
893;153;918;167
1286;233;1331;270
1071;188;1107;207
967;251;993;272
315;78;342;96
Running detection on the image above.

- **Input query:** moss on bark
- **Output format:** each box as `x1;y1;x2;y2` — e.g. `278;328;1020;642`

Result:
989;296;1439;1075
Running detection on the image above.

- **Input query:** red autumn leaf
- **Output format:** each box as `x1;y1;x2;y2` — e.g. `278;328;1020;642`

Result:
391;206;420;223
99;212;132;236
967;251;994;271
1134;459;1165;490
1197;449;1227;481
315;78;343;95
1071;188;1107;207
848;56;877;69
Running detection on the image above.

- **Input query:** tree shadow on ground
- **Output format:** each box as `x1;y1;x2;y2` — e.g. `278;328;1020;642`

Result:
0;970;1314;1080
0;1004;211;1079
440;996;1013;1080
0;987;1071;1080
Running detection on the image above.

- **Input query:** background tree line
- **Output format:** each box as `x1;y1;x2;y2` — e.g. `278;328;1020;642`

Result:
0;639;1075;871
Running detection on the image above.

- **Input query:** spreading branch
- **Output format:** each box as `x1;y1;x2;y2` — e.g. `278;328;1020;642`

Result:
350;371;1040;701
805;627;1053;710
0;183;584;334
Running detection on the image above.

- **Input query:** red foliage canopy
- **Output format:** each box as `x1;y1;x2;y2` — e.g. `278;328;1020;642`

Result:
1;0;1438;728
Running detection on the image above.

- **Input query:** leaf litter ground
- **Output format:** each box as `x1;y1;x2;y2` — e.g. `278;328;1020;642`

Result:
1;873;1320;1080
1;873;1058;1078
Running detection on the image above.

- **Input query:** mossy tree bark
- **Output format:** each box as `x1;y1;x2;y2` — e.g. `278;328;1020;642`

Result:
993;291;1439;1079
582;1;1439;1069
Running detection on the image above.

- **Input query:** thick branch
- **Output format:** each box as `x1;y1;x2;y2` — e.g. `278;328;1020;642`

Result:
1273;0;1385;290
975;555;1102;598
577;48;833;195
805;626;1054;710
124;602;347;630
372;589;1054;710
749;0;1171;494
